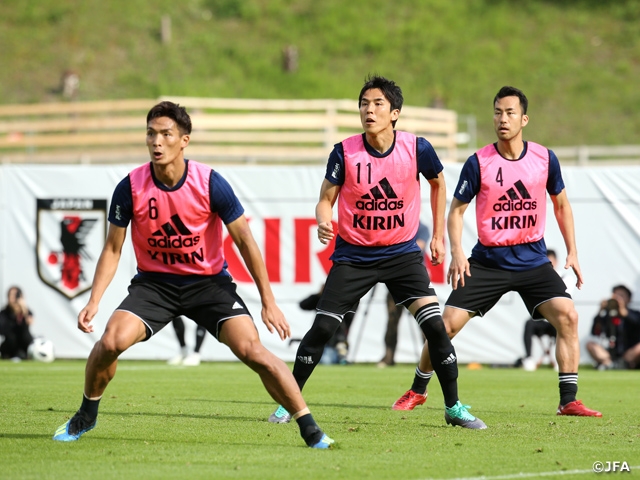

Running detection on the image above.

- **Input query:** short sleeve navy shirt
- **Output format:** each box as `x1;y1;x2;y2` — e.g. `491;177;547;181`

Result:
108;161;244;227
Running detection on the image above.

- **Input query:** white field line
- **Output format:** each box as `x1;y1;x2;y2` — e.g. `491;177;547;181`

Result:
421;466;640;480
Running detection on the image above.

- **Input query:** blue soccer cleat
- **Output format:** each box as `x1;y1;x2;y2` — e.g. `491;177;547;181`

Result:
53;411;96;442
310;433;335;449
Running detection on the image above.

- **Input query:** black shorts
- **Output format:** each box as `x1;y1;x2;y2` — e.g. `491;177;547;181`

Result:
116;276;252;341
317;251;436;316
446;260;571;319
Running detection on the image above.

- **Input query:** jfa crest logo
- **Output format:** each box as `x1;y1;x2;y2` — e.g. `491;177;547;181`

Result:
36;199;107;299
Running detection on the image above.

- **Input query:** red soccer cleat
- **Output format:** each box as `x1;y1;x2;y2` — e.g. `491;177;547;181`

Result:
556;400;602;417
392;390;427;410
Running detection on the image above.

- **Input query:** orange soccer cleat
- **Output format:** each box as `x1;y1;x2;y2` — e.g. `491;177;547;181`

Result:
557;400;602;417
392;390;427;411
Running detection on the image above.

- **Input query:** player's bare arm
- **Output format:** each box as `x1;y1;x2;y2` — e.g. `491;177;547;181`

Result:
426;171;447;265
316;179;340;245
446;198;471;289
226;215;290;340
77;224;127;333
551;189;584;289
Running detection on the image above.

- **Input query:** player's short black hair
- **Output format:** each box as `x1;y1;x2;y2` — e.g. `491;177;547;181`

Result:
613;284;632;301
147;101;192;135
494;86;528;115
358;75;404;127
546;249;557;260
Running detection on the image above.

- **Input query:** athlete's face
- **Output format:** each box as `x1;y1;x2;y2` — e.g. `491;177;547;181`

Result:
359;88;400;135
146;116;190;166
493;96;528;142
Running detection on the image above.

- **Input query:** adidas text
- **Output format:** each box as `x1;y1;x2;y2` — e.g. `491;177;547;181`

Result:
492;200;537;212
147;235;201;248
297;356;314;365
355;198;404;211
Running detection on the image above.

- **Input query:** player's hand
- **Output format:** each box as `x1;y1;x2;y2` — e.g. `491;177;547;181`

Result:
317;221;334;245
612;293;628;317
77;302;98;333
430;237;445;266
447;250;470;290
261;303;291;341
16;297;30;317
564;253;583;290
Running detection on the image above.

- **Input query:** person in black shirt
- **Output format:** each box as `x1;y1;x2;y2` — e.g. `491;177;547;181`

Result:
0;286;34;360
586;284;640;370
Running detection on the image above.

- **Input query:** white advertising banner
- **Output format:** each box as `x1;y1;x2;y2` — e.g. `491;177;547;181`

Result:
1;163;639;365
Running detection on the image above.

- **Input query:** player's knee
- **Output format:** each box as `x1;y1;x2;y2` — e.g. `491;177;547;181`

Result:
234;339;270;366
233;338;260;360
418;312;448;343
96;334;126;358
444;321;460;339
303;314;340;348
555;307;579;333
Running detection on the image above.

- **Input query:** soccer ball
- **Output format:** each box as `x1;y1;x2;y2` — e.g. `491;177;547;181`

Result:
28;338;55;363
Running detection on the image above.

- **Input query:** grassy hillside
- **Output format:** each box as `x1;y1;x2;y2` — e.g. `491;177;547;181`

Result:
1;0;639;147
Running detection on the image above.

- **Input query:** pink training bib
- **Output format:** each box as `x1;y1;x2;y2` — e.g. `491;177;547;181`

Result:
129;161;225;275
475;142;549;246
337;131;420;246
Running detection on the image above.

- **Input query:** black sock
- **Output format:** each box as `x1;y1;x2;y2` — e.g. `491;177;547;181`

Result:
194;325;206;353
80;394;101;420
291;313;341;390
172;317;186;347
296;413;324;447
558;372;578;406
414;303;458;407
411;367;433;395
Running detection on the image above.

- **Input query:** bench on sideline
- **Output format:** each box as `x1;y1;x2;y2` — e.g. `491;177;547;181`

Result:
0;97;458;164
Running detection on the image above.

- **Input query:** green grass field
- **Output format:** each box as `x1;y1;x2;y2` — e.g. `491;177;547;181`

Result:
1;360;638;479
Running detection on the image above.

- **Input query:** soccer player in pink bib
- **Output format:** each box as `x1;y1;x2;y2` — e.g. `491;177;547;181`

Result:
53;101;334;448
268;76;486;429
394;86;602;419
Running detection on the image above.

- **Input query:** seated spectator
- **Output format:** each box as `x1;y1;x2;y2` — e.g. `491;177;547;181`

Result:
586;285;640;370
0;286;34;360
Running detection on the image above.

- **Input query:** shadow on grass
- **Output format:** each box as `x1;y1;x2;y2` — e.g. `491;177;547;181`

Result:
41;405;415;428
181;397;394;412
43;408;275;423
0;433;54;439
0;431;318;449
